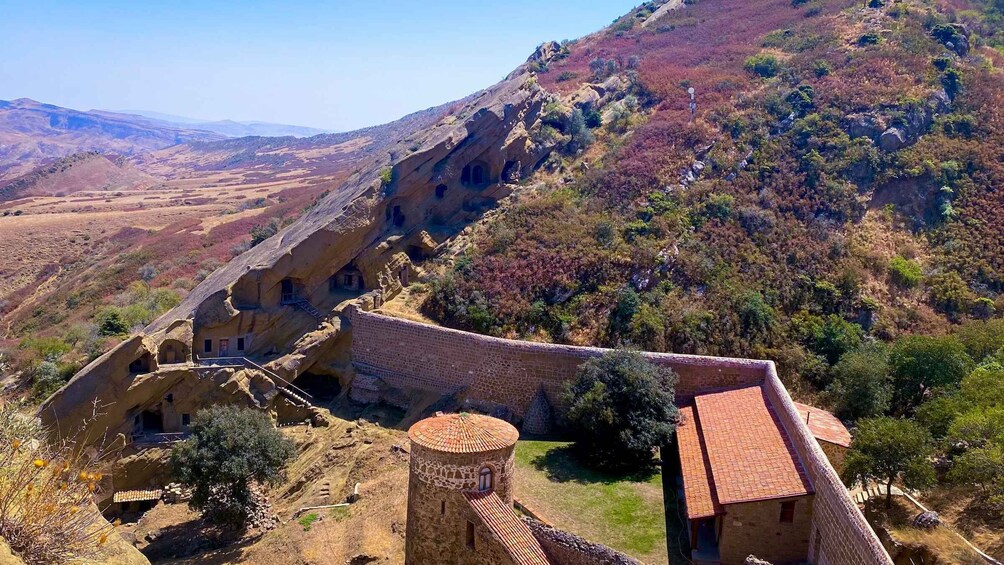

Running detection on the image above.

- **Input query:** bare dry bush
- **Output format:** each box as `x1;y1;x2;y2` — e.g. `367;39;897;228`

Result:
0;402;119;564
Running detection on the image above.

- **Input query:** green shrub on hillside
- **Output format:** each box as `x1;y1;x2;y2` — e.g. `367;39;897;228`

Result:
889;335;974;413
888;256;922;288
95;309;129;337
827;345;891;420
744;53;780;78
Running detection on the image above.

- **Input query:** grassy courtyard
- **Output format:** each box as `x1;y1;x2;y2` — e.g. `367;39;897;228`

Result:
513;440;669;564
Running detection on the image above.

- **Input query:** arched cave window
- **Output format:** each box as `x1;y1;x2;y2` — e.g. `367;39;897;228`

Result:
472;164;484;185
461;165;472;185
478;466;493;492
435;184;447;199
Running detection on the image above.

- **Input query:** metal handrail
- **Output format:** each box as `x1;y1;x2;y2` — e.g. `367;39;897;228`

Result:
193;355;313;400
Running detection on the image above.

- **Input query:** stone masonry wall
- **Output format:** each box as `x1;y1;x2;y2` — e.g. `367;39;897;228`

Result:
718;496;813;565
350;310;768;419
524;518;641;565
764;371;893;565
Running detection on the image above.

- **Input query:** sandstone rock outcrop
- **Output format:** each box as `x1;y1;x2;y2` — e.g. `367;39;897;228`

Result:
40;60;566;459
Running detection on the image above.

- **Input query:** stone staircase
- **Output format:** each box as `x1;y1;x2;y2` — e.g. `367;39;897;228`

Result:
852;482;905;505
292;299;325;321
279;386;313;408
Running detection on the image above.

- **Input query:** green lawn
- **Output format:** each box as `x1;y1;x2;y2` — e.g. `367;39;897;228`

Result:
514;440;669;564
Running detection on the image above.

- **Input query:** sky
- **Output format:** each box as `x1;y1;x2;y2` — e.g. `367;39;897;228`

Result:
0;0;640;132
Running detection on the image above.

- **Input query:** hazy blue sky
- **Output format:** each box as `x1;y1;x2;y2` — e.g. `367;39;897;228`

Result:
0;1;639;131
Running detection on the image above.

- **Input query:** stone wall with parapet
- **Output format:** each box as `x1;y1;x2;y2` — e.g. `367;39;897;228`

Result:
349;309;768;418
764;370;893;565
524;518;640;565
350;309;894;565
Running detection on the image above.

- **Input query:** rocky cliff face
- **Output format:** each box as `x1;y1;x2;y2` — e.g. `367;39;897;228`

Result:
38;63;563;451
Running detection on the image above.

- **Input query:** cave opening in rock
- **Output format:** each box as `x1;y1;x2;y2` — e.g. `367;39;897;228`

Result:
128;352;152;375
461;161;490;187
157;339;189;365
280;278;303;304
392;205;406;227
435;184;447;199
139;407;164;434
290;373;342;402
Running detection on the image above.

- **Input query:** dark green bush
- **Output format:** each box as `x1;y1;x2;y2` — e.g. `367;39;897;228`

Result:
744;54;780;78
562;351;678;471
170;406;295;527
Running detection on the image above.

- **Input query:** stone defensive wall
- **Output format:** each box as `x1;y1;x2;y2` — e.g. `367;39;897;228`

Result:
350;309;768;414
349;309;893;565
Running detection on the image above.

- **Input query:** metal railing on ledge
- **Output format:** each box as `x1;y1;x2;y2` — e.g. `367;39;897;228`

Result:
132;432;188;446
193;356;314;404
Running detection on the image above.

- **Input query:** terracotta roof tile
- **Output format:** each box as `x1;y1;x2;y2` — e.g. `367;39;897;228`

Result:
694;386;812;505
464;490;550;565
408;413;519;454
112;489;162;503
676;406;721;519
794;402;852;448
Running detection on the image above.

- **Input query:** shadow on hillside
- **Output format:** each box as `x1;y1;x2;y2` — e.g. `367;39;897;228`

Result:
322;396;408;430
141;519;261;563
530;444;659;485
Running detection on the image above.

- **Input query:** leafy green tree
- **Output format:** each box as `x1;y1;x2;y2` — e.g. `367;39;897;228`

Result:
954;319;1004;363
889;335;974;414
948;445;1004;494
827;345;891;420
795;313;863;365
95;309;129;336
841;417;935;508
737;291;775;341
961;366;1004;408
948;407;1004;447
171;406;296;527
915;394;970;439
562;351;678;471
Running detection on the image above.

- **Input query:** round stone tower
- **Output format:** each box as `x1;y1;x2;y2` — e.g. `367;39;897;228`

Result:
404;412;519;565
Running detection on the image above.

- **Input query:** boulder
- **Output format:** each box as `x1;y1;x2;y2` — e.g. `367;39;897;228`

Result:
880;127;908;152
913;511;942;530
845;113;886;140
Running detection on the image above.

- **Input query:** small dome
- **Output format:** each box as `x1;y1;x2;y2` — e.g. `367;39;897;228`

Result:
408;412;519;454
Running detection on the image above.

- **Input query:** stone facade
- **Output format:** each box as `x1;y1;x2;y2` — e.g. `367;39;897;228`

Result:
718;496;813;565
405;442;517;565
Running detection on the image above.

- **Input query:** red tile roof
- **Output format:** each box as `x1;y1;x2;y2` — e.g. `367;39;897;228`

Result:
464;490;551;565
693;386;812;506
677;406;721;519
408;412;519;454
794;402;852;448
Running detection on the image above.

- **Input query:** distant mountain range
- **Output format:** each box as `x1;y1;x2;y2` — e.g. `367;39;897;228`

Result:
0;98;223;181
107;109;332;138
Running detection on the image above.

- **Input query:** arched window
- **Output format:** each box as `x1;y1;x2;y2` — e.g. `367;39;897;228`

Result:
478;466;493;492
472;165;485;185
